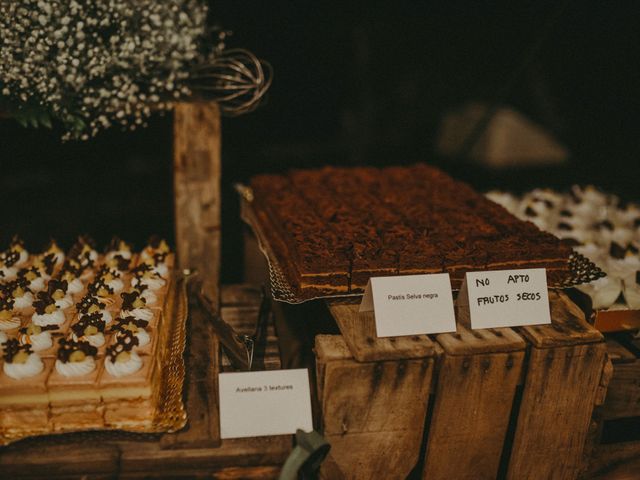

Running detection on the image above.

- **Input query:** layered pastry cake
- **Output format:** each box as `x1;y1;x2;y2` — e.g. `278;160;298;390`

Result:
0;236;174;435
487;186;640;310
249;164;574;298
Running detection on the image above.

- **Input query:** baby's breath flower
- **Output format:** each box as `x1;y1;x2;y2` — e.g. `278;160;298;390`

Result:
0;0;209;139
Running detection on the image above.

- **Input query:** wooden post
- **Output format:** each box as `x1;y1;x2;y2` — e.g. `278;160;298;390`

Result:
173;101;222;313
422;325;526;480
507;291;607;479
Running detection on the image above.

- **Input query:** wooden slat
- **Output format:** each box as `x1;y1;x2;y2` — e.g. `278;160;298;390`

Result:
315;334;434;480
0;443;120;477
160;295;221;448
327;301;435;362
422;322;525;479
519;290;603;347
507;342;607;479
221;284;263;307
174;102;221;313
437;323;525;355
602;360;640;420
585;440;640;478
423;350;524;480
605;337;637;364
118;436;291;473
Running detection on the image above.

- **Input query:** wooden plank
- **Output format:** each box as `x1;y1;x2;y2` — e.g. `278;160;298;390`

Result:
519;290;604;347
507;342;607;479
422;328;525;479
315;334;434;480
174;101;221;313
320;431;423;480
605;337;637;364
160;294;221;448
0;443;120;477
602;360;640;420
221;284;263;307
118;436;291;473
121;465;281;480
585;440;640;478
437;323;525;355
327;301;435;362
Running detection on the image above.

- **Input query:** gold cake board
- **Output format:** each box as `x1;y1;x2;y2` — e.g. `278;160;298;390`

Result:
0;274;189;446
236;184;605;305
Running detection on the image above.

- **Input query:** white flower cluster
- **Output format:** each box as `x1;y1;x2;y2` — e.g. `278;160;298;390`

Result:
0;0;208;139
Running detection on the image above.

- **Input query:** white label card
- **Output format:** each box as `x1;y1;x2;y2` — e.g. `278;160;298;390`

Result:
460;268;551;329
359;273;456;337
219;369;313;439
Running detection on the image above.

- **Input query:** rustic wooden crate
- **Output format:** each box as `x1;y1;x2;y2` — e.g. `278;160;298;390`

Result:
315;290;608;480
583;332;640;478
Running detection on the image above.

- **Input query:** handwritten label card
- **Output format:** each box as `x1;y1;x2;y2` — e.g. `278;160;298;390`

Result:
219;369;313;439
359;274;456;337
459;268;551;329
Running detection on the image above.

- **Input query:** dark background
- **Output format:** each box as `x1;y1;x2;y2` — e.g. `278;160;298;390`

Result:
1;1;639;283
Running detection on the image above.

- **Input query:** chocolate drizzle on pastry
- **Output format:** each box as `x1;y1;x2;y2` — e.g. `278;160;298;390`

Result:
33;292;57;315
120;291;145;311
71;315;106;337
110;316;149;334
106;332;139;361
609;242;627;260
88;277;114;297
3;338;32;363
131;263;152;278
76;295;106;314
47;279;69;297
0;296;16;312
107;255;131;272
57;338;97;363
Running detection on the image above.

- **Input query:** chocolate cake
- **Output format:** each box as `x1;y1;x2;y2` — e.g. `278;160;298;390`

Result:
249;164;574;298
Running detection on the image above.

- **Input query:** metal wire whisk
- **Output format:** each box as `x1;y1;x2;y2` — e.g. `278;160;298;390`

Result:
188;48;273;116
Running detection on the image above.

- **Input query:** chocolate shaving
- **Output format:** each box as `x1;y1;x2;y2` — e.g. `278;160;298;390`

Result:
1;250;20;267
57;337;97;363
131;263;152;278
76;294;106;314
0;295;16;312
19;323;58;334
108;255;131;272
524;206;537;217
120;290;145;311
559;209;573;217
560;238;582;247
636;271;640;286
105;235;124;253
95;264;122;281
71;314;106;337
629;243;639;255
634;218;640;229
148;235;164;249
110;316;149;334
33;291;56;315
2;338;31;363
598;220;614;231
609;242;627;260
47;279;69;297
557;222;573;231
88;277;114;296
106;332;139;361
